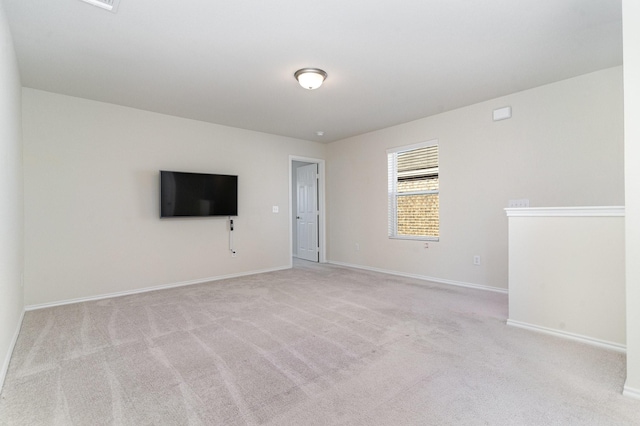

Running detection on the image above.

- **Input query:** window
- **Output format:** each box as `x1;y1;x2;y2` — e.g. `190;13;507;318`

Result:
387;140;439;240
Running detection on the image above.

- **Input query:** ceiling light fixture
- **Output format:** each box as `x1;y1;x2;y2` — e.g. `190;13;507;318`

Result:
294;68;328;90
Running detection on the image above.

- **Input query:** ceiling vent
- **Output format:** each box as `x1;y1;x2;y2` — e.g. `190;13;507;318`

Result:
79;0;121;13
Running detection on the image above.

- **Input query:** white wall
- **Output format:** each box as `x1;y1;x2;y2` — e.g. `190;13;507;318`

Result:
623;0;640;399
506;209;625;349
0;1;24;388
326;67;624;291
22;89;325;306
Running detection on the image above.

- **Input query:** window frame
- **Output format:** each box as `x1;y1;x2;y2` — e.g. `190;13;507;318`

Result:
387;139;440;242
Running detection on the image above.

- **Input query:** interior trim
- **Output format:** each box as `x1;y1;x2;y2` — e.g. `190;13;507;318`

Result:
623;385;640;400
328;260;508;294
507;319;626;353
504;206;625;217
25;265;291;311
1;309;24;392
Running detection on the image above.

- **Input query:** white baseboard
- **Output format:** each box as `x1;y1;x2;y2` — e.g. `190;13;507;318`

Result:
327;261;508;294
1;309;24;392
25;265;291;311
623;384;640;400
506;319;626;353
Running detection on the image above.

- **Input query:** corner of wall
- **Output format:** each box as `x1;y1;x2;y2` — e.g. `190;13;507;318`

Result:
0;0;25;392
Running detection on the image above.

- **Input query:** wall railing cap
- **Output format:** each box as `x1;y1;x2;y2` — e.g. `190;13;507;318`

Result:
504;206;625;217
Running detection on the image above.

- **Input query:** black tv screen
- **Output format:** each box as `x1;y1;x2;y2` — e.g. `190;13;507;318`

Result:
160;171;238;217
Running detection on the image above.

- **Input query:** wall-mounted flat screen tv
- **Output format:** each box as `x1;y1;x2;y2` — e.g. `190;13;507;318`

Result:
160;171;238;217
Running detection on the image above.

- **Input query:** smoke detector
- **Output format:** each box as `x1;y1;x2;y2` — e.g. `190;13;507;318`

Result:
79;0;121;13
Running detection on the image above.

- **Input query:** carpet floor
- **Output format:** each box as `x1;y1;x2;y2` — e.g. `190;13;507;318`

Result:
1;261;639;425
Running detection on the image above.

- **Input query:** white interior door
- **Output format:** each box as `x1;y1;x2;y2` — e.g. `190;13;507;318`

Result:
296;164;319;262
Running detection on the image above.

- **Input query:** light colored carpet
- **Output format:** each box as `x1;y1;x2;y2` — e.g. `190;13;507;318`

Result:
1;261;639;425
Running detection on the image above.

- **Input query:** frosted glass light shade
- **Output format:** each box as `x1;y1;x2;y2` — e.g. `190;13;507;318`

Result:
294;68;327;90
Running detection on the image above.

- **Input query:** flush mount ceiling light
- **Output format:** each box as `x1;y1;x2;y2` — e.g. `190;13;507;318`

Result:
294;68;328;90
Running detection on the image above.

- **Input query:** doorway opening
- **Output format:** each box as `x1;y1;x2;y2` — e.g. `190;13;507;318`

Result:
290;156;326;264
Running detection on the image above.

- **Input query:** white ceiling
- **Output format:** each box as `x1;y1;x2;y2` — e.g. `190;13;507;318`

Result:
3;0;622;143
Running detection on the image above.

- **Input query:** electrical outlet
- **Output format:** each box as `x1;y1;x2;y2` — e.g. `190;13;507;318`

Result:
272;206;279;213
231;250;237;258
508;199;530;208
473;255;481;266
355;243;360;251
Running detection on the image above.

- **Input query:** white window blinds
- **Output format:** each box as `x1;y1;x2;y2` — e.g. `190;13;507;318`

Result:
387;140;439;240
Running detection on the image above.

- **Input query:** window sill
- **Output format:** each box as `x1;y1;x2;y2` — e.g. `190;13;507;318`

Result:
389;236;439;242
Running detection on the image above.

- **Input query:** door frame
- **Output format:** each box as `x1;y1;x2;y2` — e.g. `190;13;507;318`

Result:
289;155;326;264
